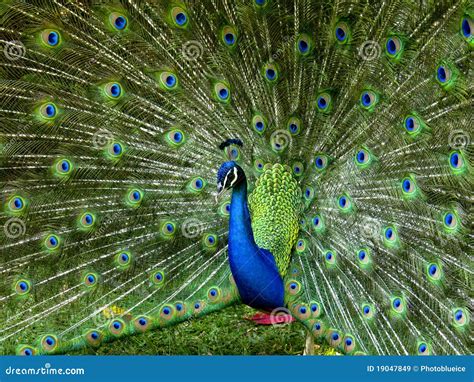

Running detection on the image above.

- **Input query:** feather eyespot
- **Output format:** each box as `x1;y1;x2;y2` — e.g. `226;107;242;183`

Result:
426;262;442;283
252;114;267;134
17;345;36;356
295;239;306;253
385;36;403;59
109;12;128;31
221;26;237;47
316;93;332;113
337;194;352;212
287;117;302;136
448;151;465;173
151;270;165;286
311;214;324;232
165;129;186;148
53;158;73;177
41;334;58;352
7;195;26;214
170;6;188;28
360;90;379;110
39;103;57;119
314;154;329;170
324;250;336;267
44;233;61;251
213;82;231;103
362;304;375;320
78;212;96;230
83;272;98;287
115;251;132;269
14;279;31;295
41;29;61;47
104;82;123;99
262;63;279;83
334;22;350;43
126;188;143;207
159;71;178;90
296;34;313;55
417;342;430;355
109;319;125;336
390;296;406;315
452;308;468;328
383;226;399;247
460;16;473;41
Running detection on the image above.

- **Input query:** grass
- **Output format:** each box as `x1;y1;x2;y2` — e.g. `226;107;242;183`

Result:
68;305;336;355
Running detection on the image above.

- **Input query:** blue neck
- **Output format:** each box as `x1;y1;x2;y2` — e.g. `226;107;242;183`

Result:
228;178;284;311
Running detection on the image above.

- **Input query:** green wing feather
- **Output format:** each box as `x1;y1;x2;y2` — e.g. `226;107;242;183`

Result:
248;163;302;276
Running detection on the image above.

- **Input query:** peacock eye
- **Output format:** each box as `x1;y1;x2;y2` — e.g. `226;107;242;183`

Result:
385;36;403;58
53;158;73;177
40;103;57;119
203;233;218;249
8;195;26;213
362;304;374;319
79;212;96;229
292;161;304;176
403;113;425;136
115;251;132;268
104;82;123;99
109;12;128;30
83;272;98;287
357;248;371;268
17;345;36;356
262;63;279;83
360;90;378;110
213;82;231;103
44;233;61;251
437;65;450;83
161;221;176;237
41;29;61;47
460;15;473;40
383;226;398;246
304;186;314;201
151;270;165;285
452;308;468;327
426;262;442;282
254;0;268;8
443;211;458;231
188;176;206;193
448;151;465;173
324;250;336;267
41;334;58;352
355;148;372;167
314;154;329;170
159;71;178;90
334;21;350;43
296;34;313;55
316;93;332;112
221;26;237;47
170;7;189;28
254;158;265;172
337;194;352;211
126;188;143;206
14;279;31;295
287;117;302;135
391;296;405;314
401;176;417;197
252;114;267;134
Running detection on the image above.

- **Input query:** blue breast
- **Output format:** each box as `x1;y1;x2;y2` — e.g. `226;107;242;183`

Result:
227;180;284;311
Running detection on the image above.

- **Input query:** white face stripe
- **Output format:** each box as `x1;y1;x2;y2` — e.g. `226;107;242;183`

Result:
229;167;239;187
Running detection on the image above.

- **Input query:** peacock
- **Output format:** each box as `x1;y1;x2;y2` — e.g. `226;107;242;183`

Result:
0;0;472;357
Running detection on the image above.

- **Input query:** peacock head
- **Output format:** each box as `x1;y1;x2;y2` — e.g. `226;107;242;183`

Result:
216;161;245;200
